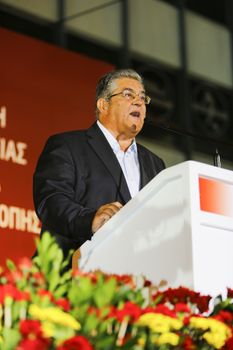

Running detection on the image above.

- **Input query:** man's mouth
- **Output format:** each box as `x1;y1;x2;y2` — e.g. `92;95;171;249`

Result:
130;111;140;118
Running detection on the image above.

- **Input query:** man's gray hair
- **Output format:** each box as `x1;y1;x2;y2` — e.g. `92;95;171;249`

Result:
95;69;144;117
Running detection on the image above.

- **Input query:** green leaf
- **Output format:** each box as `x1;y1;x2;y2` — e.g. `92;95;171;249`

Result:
54;284;69;299
94;335;116;350
6;260;15;272
52;326;75;343
94;278;116;308
48;270;60;292
11;302;21;323
59;270;72;285
61;249;74;270
2;328;21;350
36;231;52;256
68;277;94;305
82;313;99;333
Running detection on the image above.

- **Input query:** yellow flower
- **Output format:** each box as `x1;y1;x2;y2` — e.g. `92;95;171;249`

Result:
190;317;231;349
203;331;228;349
138;313;182;333
189;316;209;330
29;304;81;330
41;321;55;338
190;316;230;335
137;337;146;346
157;332;179;346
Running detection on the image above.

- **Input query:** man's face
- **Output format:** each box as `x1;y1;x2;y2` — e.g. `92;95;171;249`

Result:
99;77;147;139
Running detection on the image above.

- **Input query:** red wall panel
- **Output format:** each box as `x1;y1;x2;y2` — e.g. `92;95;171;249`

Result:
0;28;113;265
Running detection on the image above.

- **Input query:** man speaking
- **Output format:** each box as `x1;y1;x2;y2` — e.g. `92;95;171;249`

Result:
33;69;165;266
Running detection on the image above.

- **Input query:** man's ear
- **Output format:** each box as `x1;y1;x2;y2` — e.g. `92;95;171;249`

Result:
97;98;109;115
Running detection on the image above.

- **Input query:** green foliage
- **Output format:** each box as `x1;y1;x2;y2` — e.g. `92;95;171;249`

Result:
33;231;72;297
68;276;94;305
6;260;16;272
94;277;116;308
0;232;232;350
1;328;21;350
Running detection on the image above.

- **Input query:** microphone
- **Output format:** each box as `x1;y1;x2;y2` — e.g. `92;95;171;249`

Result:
213;149;221;168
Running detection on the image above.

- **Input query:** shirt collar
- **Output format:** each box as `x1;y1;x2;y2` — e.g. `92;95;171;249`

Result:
97;120;137;155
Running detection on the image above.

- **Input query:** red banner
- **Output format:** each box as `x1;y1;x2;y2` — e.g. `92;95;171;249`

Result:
0;28;113;265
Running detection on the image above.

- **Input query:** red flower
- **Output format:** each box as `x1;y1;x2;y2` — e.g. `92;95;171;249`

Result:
223;335;233;350
16;338;50;350
143;279;152;287
18;320;51;349
154;304;176;318
227;288;233;299
115;301;141;322
6;270;23;283
183;315;192;326
71;270;81;278
166;287;196;303
18;257;33;271
55;298;71;312
56;335;93;350
0;284;21;303
87;306;101;317
18;290;31;302
72;270;97;284
107;305;117;319
37;289;54;302
182;335;195;350
154;287;211;313
107;274;135;288
86;273;97;284
31;272;45;286
141;306;155;314
19;320;43;338
195;295;211;313
152;290;165;303
213;310;233;325
174;303;191;314
142;304;177;318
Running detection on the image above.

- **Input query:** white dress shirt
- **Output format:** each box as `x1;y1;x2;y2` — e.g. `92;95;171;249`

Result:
97;120;140;198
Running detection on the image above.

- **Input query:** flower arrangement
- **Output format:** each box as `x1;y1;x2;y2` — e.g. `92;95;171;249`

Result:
0;232;233;349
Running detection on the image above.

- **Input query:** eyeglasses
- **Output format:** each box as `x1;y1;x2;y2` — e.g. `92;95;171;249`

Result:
108;88;151;105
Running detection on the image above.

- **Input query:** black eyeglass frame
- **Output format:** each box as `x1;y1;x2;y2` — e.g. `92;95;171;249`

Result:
108;89;151;105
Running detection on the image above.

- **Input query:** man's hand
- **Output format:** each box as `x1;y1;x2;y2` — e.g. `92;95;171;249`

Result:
92;202;123;233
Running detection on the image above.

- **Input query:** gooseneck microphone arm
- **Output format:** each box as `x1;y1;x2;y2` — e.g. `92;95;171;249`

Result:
154;123;229;146
151;122;233;168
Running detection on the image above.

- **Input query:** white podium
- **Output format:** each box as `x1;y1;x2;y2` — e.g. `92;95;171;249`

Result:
79;161;233;296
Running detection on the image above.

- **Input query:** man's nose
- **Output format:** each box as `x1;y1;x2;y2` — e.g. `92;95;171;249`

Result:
133;94;143;105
